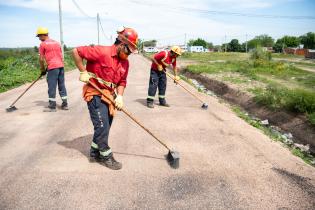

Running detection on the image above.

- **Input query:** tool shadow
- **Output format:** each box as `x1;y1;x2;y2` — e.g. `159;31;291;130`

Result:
58;134;164;161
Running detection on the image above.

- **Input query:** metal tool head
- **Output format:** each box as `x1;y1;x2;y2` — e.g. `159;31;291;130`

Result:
201;103;208;110
6;106;18;112
167;150;180;169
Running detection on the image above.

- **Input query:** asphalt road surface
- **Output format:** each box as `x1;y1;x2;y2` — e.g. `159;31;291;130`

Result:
0;54;314;210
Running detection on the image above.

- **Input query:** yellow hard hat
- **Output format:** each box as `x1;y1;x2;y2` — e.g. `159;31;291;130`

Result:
171;46;182;56
36;27;49;37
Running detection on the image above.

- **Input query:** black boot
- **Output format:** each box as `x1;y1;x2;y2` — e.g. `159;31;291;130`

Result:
98;153;122;170
90;147;100;159
44;101;57;112
159;98;170;107
147;101;154;108
61;100;69;110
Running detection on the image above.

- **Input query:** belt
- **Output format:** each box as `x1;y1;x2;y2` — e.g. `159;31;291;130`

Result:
88;72;117;89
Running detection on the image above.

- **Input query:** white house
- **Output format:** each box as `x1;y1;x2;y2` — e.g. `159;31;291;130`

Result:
143;47;158;53
188;46;204;52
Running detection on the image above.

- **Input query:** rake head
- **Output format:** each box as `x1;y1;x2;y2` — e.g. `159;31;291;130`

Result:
6;106;18;112
167;150;180;169
201;103;208;110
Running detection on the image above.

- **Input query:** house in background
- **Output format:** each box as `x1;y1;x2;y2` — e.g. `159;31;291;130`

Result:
188;46;204;52
305;49;315;59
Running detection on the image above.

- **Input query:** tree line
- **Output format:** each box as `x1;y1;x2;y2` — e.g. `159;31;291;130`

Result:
188;32;315;53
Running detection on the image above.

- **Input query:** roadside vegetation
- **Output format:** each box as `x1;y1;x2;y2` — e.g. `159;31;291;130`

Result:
182;49;315;125
0;49;75;93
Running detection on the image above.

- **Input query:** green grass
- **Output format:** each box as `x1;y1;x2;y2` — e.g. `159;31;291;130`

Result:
0;50;76;93
180;52;249;62
183;53;315;125
232;106;315;166
272;53;304;59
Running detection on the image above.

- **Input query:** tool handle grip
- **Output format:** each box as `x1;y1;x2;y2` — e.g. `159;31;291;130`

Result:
10;75;42;107
88;81;171;151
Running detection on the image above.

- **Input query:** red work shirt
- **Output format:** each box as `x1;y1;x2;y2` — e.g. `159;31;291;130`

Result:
77;45;129;90
151;50;176;71
39;38;64;70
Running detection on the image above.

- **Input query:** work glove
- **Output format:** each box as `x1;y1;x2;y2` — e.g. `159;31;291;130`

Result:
174;75;180;84
115;95;124;111
79;71;92;83
157;64;163;71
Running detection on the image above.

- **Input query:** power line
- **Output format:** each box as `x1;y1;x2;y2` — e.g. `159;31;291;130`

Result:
72;0;94;18
98;17;111;40
130;0;315;20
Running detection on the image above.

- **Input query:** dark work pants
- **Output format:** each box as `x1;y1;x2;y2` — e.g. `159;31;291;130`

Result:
87;96;113;152
147;69;167;104
47;67;67;106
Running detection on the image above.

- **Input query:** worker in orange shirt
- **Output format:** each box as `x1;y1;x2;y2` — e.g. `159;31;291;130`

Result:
37;27;68;112
72;27;138;170
147;46;182;108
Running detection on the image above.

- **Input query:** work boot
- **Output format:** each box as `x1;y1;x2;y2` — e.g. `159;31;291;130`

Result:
98;153;122;170
159;100;170;107
90;147;100;159
147;101;154;108
61;100;69;110
43;101;57;112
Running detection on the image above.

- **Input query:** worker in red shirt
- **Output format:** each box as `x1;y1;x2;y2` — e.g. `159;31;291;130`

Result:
37;27;68;112
147;46;182;108
72;27;138;170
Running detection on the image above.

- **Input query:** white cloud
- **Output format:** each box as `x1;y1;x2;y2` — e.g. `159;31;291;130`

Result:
0;0;312;47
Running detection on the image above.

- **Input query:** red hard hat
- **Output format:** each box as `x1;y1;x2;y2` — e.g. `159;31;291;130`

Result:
117;27;138;53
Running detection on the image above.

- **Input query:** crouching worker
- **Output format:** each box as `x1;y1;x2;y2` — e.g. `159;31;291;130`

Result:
72;27;138;170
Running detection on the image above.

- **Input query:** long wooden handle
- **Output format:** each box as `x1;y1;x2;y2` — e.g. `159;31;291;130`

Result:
88;81;171;151
165;71;204;103
10;75;42;107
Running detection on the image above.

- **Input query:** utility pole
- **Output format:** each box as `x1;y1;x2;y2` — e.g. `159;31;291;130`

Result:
97;13;100;45
184;33;187;47
224;35;227;53
58;0;64;58
245;34;248;53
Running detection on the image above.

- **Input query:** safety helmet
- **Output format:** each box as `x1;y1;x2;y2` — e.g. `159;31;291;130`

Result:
171;46;182;56
36;27;49;37
117;27;138;53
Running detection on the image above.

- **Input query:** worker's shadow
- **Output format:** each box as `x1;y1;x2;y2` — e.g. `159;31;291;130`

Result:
135;98;160;107
135;98;148;107
58;134;164;161
34;100;47;107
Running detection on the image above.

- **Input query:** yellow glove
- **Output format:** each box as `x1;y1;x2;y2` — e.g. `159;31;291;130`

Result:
174;75;180;83
79;71;91;83
157;64;163;71
115;95;123;110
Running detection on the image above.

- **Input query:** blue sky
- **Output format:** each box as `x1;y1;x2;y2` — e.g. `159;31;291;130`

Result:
0;0;314;48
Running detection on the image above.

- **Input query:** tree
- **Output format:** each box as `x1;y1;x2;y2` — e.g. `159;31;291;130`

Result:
227;39;241;52
300;32;315;49
63;44;68;51
188;38;208;48
34;46;38;53
207;42;214;49
274;36;300;52
248;34;274;49
143;40;157;47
